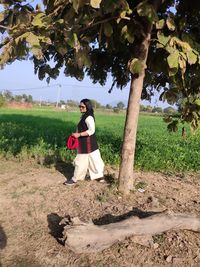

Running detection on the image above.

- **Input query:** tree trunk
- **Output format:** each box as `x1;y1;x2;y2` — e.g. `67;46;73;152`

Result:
118;40;151;194
61;212;200;254
118;0;162;194
118;74;145;194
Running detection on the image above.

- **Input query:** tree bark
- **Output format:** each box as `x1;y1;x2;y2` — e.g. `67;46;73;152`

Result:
118;0;162;194
61;212;200;254
118;40;151;194
118;73;146;194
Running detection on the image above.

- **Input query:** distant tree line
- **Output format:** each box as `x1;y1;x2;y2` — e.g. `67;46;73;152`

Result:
0;90;177;114
0;90;33;107
140;105;177;114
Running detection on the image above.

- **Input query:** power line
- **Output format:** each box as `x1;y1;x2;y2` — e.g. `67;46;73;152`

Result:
0;83;107;92
0;84;60;92
61;83;105;89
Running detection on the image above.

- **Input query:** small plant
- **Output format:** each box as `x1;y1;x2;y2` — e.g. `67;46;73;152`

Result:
96;192;108;203
135;181;148;190
153;233;166;244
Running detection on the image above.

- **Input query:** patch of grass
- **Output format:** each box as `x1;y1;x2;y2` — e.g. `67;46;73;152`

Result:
153;233;166;244
94;260;103;267
11;191;20;199
135;181;148;190
11;258;41;267
11;186;39;199
0;108;199;172
96;192;109;203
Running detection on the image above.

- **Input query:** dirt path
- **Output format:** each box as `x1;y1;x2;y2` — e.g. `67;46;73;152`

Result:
0;159;199;267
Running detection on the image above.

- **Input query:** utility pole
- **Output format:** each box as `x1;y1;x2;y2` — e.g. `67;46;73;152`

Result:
56;84;61;108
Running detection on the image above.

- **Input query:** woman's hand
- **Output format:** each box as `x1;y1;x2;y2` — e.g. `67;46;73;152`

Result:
72;132;80;138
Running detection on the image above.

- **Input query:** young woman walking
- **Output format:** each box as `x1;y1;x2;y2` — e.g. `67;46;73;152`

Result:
64;99;104;185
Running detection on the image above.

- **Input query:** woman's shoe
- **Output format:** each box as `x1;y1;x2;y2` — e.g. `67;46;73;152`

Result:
63;179;76;185
95;177;105;183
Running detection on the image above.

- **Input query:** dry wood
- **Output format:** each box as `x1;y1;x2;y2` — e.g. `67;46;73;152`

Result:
61;211;200;253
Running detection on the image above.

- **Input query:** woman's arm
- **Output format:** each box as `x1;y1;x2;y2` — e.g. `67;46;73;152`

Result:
72;116;95;138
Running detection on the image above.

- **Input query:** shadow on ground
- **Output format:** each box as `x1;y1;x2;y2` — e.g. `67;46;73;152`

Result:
47;213;66;245
55;160;74;180
93;208;160;225
0;225;7;250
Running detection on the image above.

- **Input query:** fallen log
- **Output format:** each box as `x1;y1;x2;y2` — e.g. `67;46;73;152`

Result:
60;211;200;253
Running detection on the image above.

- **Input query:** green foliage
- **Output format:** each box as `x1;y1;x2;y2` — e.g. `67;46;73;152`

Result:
90;0;102;9
0;94;6;107
66;99;79;107
0;90;33;103
113;107;120;114
135;181;148;190
116;101;125;110
129;58;145;75
0;0;199;129
152;107;163;113
90;99;102;109
0;108;199;172
105;104;112;109
163;107;177;114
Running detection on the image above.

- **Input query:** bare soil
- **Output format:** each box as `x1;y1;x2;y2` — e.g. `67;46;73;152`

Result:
0;159;199;267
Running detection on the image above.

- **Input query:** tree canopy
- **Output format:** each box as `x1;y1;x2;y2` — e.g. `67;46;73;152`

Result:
0;0;199;129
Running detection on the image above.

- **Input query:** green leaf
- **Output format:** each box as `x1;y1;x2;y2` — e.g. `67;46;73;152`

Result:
26;33;40;47
31;13;46;28
165;45;176;54
129;58;144;75
121;25;134;43
178;56;186;71
179;52;187;61
31;47;43;60
76;49;91;68
0;12;5;23
167;51;179;69
118;10;131;21
57;46;68;56
166;16;175;31
157;33;170;46
90;0;102;9
162;90;177;104
104;22;113;37
137;2;158;22
170;37;192;51
71;0;81;13
186;50;197;65
57;19;64;24
0;45;13;66
15;32;30;45
126;33;134;44
194;99;200;106
156;19;165;29
67;33;80;50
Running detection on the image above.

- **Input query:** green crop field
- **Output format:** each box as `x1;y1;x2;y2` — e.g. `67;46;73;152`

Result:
0;107;199;172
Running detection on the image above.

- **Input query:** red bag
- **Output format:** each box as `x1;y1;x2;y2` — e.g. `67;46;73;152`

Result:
66;135;79;150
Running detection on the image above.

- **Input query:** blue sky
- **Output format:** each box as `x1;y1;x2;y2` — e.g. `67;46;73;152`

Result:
0;60;132;105
0;60;170;107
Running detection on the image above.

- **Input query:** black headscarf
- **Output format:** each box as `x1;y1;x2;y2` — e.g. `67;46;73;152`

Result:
80;99;95;121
